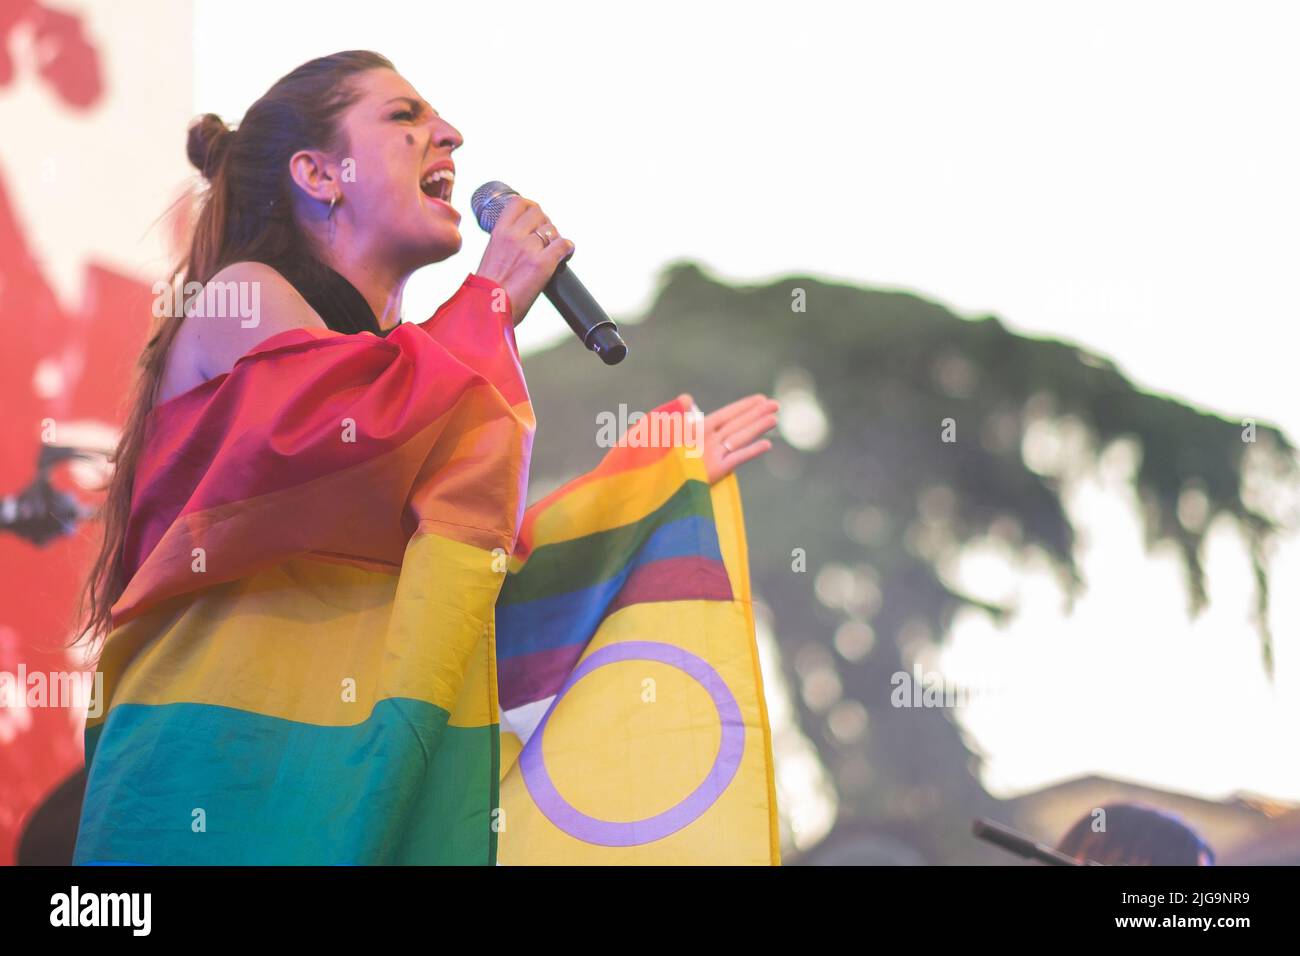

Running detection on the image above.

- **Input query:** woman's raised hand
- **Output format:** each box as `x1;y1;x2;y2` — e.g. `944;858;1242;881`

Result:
680;392;780;484
474;195;575;326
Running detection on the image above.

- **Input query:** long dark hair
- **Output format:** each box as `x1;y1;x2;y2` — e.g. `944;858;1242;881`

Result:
76;50;394;649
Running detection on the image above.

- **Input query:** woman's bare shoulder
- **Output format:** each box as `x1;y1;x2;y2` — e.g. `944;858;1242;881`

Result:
159;261;328;402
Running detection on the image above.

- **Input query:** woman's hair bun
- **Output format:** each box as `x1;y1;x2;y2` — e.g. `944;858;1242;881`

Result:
186;113;234;180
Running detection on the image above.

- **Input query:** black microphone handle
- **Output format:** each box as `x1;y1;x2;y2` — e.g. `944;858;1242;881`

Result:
542;260;627;366
972;818;1088;866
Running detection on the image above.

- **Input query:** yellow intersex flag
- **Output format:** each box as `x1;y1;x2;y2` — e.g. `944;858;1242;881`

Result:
494;397;780;864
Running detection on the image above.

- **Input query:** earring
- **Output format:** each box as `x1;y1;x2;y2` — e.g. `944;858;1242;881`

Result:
327;192;339;242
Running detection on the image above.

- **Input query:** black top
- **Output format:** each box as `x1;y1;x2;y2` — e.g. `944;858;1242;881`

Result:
265;257;391;337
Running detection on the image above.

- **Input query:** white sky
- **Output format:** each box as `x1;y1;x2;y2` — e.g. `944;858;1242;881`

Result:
196;0;1300;438
13;0;1294;808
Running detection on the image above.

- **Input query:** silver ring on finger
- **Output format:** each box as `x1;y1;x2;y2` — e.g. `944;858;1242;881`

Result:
721;438;733;453
535;226;555;247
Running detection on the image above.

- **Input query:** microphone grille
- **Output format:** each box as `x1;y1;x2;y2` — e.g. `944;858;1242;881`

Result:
471;180;518;233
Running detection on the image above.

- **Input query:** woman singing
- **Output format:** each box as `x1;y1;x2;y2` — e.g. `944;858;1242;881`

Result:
73;51;781;865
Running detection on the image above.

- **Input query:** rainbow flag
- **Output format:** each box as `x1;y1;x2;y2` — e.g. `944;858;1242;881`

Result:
73;274;778;865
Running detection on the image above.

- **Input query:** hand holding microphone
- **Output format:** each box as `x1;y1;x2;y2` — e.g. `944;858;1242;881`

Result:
473;192;574;327
472;181;627;365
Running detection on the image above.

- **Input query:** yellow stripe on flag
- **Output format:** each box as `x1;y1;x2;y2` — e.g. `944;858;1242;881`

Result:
89;530;502;730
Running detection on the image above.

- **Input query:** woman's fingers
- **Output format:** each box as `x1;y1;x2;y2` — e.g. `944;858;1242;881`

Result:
545;231;575;263
510;199;549;237
502;199;570;257
495;195;539;231
696;392;780;483
713;398;778;441
497;198;566;248
707;394;772;433
719;410;779;455
476;193;571;325
720;439;772;470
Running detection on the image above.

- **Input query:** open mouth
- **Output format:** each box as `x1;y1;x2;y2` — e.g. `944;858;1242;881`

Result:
420;167;454;204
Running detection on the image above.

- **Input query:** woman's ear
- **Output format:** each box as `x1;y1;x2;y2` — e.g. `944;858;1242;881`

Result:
287;149;338;204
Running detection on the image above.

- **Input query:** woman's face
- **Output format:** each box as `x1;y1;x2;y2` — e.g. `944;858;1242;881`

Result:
330;68;464;273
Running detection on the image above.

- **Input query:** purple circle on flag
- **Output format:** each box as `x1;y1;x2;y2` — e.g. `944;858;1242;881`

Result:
518;640;745;847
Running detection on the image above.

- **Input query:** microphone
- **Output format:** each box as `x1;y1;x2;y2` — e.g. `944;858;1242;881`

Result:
471;181;627;366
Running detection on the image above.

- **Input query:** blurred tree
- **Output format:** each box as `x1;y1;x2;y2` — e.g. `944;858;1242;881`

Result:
519;262;1297;864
